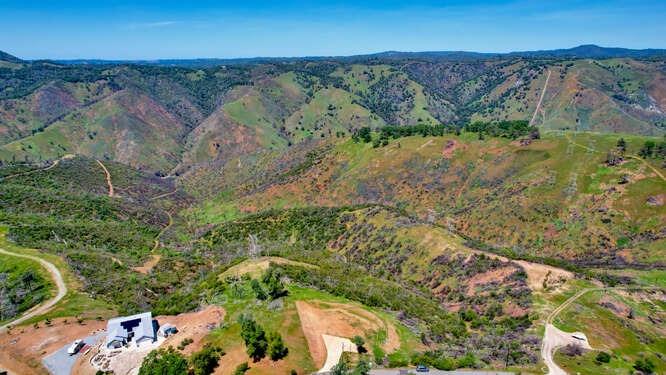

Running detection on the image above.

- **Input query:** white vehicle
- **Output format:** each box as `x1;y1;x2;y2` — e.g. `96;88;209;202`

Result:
67;339;84;355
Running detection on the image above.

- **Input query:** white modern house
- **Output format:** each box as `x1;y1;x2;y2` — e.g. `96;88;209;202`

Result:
105;312;157;349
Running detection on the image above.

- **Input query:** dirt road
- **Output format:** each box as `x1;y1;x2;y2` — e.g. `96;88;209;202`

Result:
540;287;600;375
564;132;665;182
0;154;74;181
530;70;551;126
96;159;114;197
0;247;67;332
541;286;660;374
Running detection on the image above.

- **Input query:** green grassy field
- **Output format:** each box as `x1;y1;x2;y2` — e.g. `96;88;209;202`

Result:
203;279;422;375
551;288;665;374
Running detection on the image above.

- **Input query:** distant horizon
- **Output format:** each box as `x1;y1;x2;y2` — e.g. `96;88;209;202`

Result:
1;1;664;60
4;43;666;62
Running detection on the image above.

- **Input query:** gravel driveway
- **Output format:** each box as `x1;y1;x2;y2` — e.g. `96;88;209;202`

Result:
42;333;104;375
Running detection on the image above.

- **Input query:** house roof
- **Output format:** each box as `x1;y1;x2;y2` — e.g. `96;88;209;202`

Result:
105;312;155;347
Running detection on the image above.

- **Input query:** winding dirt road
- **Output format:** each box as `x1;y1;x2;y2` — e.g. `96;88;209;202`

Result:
541;286;661;374
96;159;115;197
0;247;67;333
0;154;74;181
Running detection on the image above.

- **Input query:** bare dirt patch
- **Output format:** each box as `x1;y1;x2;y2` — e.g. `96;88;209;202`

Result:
0;318;106;375
132;254;161;274
220;256;316;279
514;260;573;291
0;306;225;375
466;266;516;296
441;140;464;159
295;300;399;368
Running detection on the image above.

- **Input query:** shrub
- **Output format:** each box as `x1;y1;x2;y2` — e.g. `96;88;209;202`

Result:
351;335;366;353
266;331;289;361
633;358;655;374
138;347;188;375
238;315;267;362
250;279;267;300
190;344;224;375
262;267;287;300
561;343;583;357
595;351;611;364
232;362;249;375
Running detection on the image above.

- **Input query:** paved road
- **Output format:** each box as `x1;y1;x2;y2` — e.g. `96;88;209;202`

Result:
318;334;357;373
370;370;513;375
0;247;67;332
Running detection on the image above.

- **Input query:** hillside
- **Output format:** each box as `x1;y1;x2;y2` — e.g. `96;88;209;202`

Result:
191;131;666;268
0;50;665;375
1;56;665;171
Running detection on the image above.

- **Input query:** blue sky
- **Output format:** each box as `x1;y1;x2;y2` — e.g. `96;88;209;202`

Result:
1;0;664;59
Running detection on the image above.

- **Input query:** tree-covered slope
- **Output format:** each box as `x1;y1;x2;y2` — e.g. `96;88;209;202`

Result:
193;131;666;267
1;57;665;172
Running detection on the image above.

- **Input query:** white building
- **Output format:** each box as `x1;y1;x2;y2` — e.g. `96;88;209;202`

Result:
105;312;156;349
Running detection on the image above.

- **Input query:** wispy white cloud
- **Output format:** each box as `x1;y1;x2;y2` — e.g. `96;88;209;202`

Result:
124;21;181;30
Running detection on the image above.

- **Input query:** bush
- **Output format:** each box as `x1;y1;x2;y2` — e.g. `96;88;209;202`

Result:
238;315;267;362
456;353;477;368
250;279;267;300
595;351;611;364
266;331;289;361
561;343;583;357
351;335;366;353
633;358;655;374
138;347;188;375
190;344;224;375
262;267;287;300
232;362;249;375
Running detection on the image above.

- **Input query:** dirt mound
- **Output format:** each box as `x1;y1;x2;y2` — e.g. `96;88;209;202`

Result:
295;300;399;367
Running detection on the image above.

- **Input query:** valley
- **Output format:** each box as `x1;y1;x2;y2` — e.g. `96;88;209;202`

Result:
0;47;664;375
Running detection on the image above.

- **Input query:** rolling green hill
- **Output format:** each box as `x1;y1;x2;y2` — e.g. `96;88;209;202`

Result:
1;56;665;172
1;52;665;375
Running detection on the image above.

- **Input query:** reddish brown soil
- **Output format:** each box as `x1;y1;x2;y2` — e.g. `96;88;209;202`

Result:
0;318;106;375
0;306;225;375
466;266;516;296
295;300;399;368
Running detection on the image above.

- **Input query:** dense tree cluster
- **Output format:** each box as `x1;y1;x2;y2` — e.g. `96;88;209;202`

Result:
238;314;288;362
464;120;532;139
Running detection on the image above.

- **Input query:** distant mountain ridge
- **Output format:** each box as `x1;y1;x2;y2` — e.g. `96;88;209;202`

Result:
0;50;22;63
2;44;666;68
